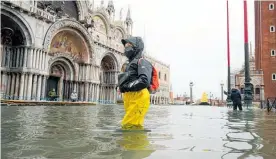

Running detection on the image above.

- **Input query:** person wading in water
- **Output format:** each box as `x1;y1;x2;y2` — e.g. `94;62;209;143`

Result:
118;37;154;130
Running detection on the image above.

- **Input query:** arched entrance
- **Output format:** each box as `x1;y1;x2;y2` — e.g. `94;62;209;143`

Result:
47;58;76;101
1;9;35;100
99;54;118;104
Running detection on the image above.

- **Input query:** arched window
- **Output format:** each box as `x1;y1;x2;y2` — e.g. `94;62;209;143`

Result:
255;88;260;94
159;72;161;79
164;74;167;81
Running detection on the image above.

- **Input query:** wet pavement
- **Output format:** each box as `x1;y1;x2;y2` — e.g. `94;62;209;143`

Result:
1;105;276;159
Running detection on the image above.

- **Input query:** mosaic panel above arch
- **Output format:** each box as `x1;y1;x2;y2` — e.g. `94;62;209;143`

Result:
92;16;107;34
50;30;89;63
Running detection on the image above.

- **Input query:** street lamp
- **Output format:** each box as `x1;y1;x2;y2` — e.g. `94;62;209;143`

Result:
226;0;232;107
209;92;213;106
220;81;224;104
189;82;194;104
243;0;253;106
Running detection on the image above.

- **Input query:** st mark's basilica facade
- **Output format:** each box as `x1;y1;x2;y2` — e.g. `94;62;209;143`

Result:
0;0;171;104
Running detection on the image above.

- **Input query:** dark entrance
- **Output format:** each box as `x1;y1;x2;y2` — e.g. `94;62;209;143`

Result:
46;76;59;99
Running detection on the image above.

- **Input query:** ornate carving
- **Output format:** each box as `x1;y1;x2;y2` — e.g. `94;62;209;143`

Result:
1;27;14;45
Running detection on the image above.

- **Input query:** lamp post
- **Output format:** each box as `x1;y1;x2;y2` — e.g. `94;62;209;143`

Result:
209;92;213;106
189;82;194;104
226;0;232;106
220;81;224;104
243;0;253;107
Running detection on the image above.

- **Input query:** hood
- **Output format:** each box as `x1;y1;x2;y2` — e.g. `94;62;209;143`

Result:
121;36;144;61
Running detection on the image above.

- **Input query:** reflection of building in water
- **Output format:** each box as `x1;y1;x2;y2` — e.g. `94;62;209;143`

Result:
234;43;264;102
0;1;134;104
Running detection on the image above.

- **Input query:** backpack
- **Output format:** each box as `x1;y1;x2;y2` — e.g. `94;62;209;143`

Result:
138;58;160;93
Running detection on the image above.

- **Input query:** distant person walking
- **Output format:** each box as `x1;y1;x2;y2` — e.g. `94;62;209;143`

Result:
70;90;78;102
230;88;242;110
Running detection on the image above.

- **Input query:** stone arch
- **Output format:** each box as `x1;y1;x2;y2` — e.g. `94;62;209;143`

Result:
91;12;111;35
114;26;127;39
43;19;94;64
1;6;34;46
98;52;119;104
100;52;119;71
75;1;87;21
47;56;77;101
48;56;76;81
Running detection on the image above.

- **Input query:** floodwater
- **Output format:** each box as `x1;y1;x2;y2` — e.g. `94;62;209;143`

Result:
1;105;276;159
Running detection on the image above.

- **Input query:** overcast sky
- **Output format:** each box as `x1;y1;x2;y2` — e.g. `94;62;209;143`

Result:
93;0;255;99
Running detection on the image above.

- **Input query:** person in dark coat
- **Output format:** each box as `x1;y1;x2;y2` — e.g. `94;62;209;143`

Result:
230;88;242;110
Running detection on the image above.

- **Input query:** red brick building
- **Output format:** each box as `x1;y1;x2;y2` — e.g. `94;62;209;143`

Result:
255;1;276;99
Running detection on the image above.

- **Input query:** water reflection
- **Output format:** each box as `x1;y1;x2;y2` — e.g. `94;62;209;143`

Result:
1;105;276;159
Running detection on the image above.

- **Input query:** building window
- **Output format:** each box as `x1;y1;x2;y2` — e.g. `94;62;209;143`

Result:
240;88;244;94
255;88;260;94
270;26;275;32
272;73;276;80
271;50;276;56
164;74;167;81
269;3;274;10
159;72;161;79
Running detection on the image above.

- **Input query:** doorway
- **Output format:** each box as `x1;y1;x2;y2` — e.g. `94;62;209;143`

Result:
46;76;60;98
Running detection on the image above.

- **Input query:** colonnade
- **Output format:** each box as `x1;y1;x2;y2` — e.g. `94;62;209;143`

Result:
1;45;48;71
0;45;120;104
150;95;170;105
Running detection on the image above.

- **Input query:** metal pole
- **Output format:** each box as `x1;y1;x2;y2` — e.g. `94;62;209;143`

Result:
221;84;224;102
226;0;232;106
189;82;193;104
243;0;253;106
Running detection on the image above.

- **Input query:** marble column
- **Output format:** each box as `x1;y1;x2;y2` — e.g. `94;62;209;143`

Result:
32;74;37;100
58;77;63;101
16;47;20;68
38;50;42;70
36;75;42;100
80;83;84;101
28;48;33;68
33;49;37;69
95;84;98;102
23;47;28;68
10;73;16;99
113;87;116;104
45;53;49;71
24;73;28;100
19;73;25;100
41;76;47;100
84;82;89;101
14;73;20;99
1;72;7;98
5;73;11;98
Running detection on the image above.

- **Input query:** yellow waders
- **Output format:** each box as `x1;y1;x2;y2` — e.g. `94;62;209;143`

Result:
121;88;150;130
